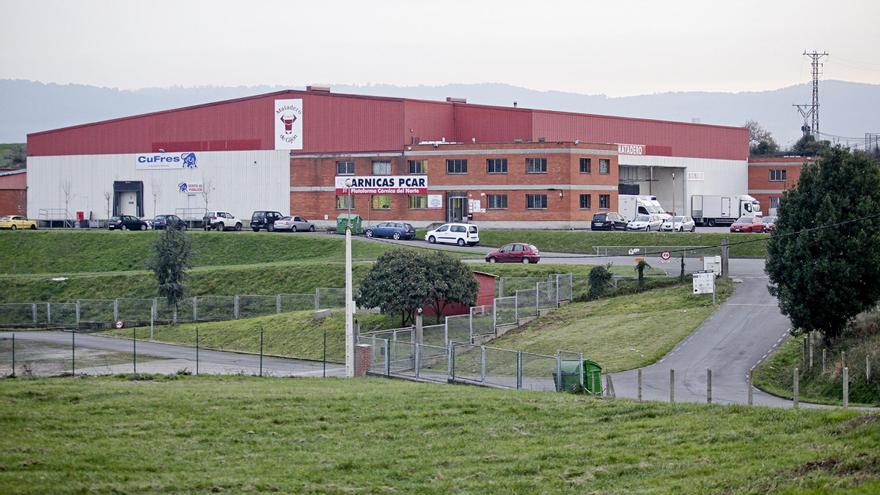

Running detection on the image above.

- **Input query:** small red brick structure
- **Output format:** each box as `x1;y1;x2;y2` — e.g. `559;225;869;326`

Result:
0;170;26;216
423;271;497;318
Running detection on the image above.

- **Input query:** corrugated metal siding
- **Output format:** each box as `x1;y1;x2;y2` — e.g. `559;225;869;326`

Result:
452;105;532;143
403;100;455;144
531;110;747;161
302;94;403;153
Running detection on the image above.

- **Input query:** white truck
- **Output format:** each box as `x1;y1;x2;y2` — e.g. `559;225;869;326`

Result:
690;195;762;226
618;195;672;222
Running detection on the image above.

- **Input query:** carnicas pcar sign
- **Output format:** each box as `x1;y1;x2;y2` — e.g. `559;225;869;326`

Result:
335;175;428;194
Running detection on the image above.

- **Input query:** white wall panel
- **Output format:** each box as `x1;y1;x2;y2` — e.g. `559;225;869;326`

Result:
27;150;290;220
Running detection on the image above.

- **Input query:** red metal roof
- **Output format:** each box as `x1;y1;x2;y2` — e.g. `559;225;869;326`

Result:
28;89;748;160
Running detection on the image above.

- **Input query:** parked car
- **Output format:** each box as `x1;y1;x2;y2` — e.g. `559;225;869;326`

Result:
485;243;541;264
0;215;37;230
761;215;778;233
626;214;663;232
250;210;285;232
152;214;187;230
730;216;763;233
203;211;242;231
660;216;696;232
425;223;480;246
591;212;628;231
365;222;416;240
108;215;149;231
273;215;315;232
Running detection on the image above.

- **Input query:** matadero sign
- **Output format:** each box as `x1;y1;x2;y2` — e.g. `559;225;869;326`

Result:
335;175;428;194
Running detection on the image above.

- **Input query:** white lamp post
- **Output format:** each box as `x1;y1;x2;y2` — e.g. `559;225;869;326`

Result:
344;178;355;377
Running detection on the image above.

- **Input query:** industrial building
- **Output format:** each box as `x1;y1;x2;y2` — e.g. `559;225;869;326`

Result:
26;87;750;228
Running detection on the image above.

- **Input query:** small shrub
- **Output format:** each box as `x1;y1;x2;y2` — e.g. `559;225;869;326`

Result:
587;265;613;300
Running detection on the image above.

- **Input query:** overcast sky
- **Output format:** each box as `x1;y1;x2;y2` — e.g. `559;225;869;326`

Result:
2;0;879;96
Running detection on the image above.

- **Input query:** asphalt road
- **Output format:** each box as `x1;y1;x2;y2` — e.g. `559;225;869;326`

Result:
0;331;345;377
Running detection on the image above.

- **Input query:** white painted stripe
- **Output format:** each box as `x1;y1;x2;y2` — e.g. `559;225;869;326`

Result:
290;184;619;192
292;151;404;159
404;147;615;157
748;189;787;194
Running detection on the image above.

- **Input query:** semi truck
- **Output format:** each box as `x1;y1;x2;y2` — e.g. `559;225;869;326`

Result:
690;195;762;226
619;195;672;222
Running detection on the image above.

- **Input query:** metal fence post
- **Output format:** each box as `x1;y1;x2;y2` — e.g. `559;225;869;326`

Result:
133;326;137;374
31;303;37;325
555;275;560;307
444;319;449;346
276;294;282;314
195;327;199;376
822;348;826;373
468;312;473;344
71;329;75;376
516;351;522;390
535;283;540;315
514;293;519;324
10;333;15;377
75;300;81;328
385;339;391;377
555;352;562;392
637;369;643;401
314;290;320;310
843;367;849;409
480;346;487;383
793;367;799;409
748;370;754;405
415;343;421;379
234;295;240;320
113;299;119;322
578;352;584;390
707;369;712;404
193;296;198;321
259;326;264;377
46;302;51;325
669;369;675;403
841;351;846;369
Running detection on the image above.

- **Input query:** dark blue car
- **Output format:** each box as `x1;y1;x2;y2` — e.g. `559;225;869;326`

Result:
365;222;416;240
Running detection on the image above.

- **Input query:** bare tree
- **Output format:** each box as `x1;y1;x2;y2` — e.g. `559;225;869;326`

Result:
150;177;161;217
201;179;214;212
104;191;112;221
60;180;74;227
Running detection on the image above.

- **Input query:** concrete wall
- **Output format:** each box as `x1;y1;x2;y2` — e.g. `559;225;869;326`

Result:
26;150;290;220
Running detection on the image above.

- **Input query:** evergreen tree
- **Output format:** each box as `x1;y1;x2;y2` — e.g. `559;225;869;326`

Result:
147;226;192;310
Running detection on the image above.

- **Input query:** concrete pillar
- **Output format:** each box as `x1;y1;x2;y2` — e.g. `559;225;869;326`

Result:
843;367;849;409
276;294;282;314
669;369;675;403
707;369;712;404
720;239;729;277
113;299;119;322
233;295;240;319
793;367;799;409
193;297;198;321
415;313;423;345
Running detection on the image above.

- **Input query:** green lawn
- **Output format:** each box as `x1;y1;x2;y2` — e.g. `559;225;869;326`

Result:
753;325;880;407
0;230;403;275
100;309;400;363
489;279;733;372
477;230;768;258
1;376;878;494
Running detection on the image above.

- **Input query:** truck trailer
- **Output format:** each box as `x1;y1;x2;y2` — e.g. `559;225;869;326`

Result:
691;194;762;226
618;195;671;222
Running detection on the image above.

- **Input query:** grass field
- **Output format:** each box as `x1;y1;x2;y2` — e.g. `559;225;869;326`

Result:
477;230;769;258
0;230;400;274
101;309;399;363
490;279;733;371
1;376;878;494
753;323;880;407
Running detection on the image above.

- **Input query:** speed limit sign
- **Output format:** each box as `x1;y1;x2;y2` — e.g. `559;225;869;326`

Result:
660;251;672;262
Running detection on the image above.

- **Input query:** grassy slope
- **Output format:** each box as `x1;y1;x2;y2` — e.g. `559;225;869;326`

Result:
0;143;25;169
478;230;768;258
489;279;733;372
754;329;880;407
1;377;878;494
101;310;399;363
0;230;398;274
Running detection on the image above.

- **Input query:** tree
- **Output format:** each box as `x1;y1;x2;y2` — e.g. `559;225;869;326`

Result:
587;264;613;300
423;251;478;323
765;147;880;341
356;249;477;326
745;120;779;156
147;225;192;311
791;134;831;157
60;180;73;227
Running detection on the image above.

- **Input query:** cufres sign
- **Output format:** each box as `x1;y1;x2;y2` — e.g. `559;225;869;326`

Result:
135;152;198;170
335;175;428;194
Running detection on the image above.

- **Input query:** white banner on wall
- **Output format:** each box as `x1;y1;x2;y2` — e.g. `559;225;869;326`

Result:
334;175;428;194
274;99;303;150
427;195;443;209
135;152;199;170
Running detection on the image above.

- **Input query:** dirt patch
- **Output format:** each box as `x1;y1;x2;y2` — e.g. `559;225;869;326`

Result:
834;413;880;436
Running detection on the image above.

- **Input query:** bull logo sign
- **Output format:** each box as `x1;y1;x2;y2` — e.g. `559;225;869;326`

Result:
274;99;303;150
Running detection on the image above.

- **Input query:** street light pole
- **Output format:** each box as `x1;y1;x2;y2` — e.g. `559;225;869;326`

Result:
671;172;676;219
344;178;355;377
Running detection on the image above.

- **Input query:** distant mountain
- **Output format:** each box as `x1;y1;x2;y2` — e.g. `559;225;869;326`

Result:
2;79;878;148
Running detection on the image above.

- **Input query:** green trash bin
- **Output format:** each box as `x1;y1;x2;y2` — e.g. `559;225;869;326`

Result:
554;359;602;394
336;214;363;235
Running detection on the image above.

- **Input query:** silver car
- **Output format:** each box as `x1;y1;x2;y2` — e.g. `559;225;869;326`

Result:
273;215;315;232
626;214;663;232
661;216;696;232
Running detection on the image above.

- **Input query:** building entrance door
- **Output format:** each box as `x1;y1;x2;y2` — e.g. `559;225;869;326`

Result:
119;192;138;216
446;193;467;222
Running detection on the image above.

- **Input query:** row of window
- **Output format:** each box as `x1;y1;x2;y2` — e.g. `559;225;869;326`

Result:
335;194;610;210
334;158;611;176
769;169;787;182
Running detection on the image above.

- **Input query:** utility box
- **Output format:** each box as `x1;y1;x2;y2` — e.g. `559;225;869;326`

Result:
703;255;721;275
554;359;602;394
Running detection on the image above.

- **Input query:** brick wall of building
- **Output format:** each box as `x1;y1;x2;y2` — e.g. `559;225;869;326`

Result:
747;157;812;213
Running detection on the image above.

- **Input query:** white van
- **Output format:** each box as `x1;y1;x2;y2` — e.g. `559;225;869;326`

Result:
424;223;480;246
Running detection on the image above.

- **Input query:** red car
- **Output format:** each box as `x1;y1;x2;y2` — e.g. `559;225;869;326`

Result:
730;216;764;233
485;243;541;264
